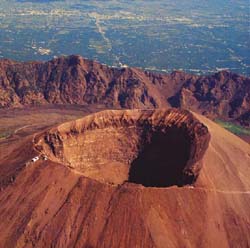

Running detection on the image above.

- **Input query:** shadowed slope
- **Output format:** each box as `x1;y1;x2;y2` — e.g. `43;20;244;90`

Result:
128;127;191;187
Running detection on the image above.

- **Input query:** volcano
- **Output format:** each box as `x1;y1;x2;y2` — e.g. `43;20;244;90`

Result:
0;108;249;247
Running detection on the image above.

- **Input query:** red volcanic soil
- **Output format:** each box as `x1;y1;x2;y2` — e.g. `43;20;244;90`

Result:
239;135;250;143
0;109;250;247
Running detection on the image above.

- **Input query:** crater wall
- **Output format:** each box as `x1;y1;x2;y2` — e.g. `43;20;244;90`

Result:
34;109;211;187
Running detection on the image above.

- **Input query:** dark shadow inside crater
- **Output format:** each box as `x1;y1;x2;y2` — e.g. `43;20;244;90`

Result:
128;127;193;187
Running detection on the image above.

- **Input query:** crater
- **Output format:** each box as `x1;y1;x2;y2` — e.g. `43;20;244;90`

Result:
34;109;210;187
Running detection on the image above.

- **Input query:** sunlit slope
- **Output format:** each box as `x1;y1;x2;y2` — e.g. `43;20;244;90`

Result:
0;109;249;248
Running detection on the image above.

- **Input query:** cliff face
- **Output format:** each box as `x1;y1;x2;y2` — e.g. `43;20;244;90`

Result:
0;55;249;125
168;71;250;124
0;55;170;109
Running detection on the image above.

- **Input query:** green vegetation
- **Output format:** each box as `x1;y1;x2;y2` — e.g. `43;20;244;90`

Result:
0;131;12;139
0;0;249;75
215;119;250;136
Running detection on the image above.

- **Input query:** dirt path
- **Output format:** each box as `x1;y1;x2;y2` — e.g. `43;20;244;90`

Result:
13;125;32;135
188;186;250;195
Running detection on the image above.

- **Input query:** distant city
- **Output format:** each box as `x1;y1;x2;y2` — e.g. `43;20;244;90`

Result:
0;0;249;75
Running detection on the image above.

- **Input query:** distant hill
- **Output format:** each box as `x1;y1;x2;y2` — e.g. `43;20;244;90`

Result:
0;55;249;126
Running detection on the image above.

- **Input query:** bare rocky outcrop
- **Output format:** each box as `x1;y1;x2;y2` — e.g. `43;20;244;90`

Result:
0;55;249;126
34;109;210;187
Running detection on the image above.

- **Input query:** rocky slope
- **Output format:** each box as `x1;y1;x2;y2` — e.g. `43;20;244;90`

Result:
0;55;249;126
0;109;250;247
